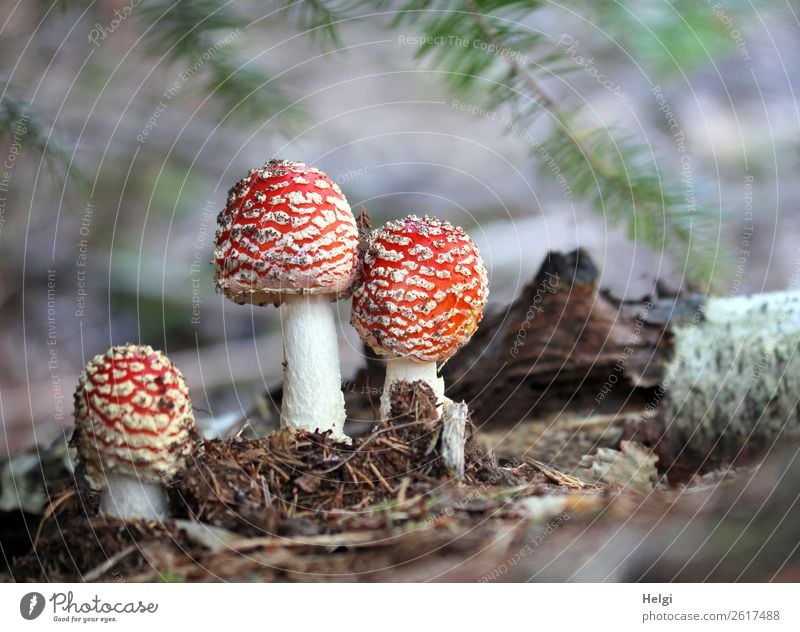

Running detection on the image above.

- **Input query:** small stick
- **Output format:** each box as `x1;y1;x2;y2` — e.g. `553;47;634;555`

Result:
368;461;394;494
396;477;410;505
343;461;364;486
525;458;591;490
82;544;137;582
33;489;76;549
441;401;468;480
261;476;273;508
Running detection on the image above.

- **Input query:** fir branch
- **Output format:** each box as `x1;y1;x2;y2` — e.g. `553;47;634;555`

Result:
283;0;352;47
387;0;721;288
581;0;752;77
137;0;243;58
393;0;546;93
137;0;298;126
0;85;85;189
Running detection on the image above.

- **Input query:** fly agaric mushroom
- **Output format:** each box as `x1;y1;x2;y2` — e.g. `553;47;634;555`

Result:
71;344;196;521
351;215;488;418
214;160;358;441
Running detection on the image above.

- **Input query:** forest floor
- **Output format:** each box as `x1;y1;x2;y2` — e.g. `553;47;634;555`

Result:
2;250;799;582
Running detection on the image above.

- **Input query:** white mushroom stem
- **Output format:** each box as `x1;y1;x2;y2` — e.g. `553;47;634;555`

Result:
281;294;348;442
380;358;445;420
99;475;169;522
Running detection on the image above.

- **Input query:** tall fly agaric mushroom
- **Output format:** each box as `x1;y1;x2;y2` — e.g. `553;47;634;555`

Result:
214;160;359;441
351;215;488;418
71;344;196;521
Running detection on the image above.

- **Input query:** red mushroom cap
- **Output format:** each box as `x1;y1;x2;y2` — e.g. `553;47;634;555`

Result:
72;344;196;489
351;215;489;362
214;160;359;305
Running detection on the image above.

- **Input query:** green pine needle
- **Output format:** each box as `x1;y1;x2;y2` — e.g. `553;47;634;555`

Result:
383;0;726;289
0;86;86;190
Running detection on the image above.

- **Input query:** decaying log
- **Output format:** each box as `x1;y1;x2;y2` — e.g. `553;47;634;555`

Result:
444;248;672;425
641;291;800;474
438;249;800;477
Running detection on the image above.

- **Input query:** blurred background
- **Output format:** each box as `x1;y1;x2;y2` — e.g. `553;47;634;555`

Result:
1;0;798;454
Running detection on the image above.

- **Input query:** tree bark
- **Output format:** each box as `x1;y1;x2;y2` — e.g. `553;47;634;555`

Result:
643;291;800;474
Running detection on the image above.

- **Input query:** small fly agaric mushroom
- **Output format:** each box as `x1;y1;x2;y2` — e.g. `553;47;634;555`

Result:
351;215;488;418
71;344;196;521
214;160;358;441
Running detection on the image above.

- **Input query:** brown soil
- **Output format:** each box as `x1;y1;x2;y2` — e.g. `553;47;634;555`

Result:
10;382;600;581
